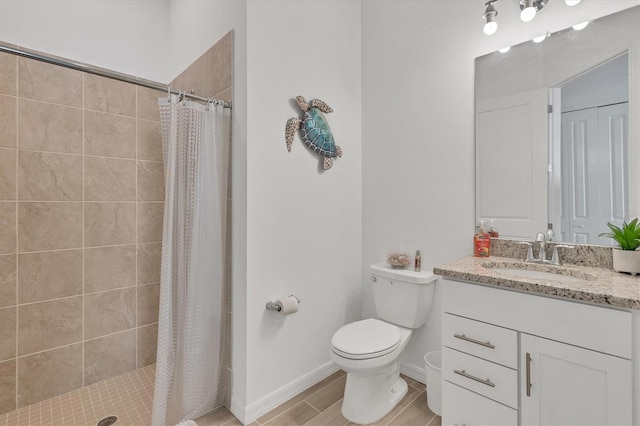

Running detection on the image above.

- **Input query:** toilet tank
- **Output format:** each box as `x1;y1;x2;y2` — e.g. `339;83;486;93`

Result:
370;263;437;329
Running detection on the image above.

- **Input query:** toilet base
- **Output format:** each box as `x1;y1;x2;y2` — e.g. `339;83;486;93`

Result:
340;362;408;424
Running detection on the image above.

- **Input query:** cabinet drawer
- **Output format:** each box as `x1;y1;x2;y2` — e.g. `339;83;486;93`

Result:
443;380;517;426
443;313;517;368
443;347;518;409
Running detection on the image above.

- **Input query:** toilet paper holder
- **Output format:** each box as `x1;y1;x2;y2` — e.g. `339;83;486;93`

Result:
266;295;300;311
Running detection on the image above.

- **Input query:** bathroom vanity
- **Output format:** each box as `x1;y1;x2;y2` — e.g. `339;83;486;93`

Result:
434;255;640;426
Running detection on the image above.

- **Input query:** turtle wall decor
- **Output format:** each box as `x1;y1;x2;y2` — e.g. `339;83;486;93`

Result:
285;95;342;170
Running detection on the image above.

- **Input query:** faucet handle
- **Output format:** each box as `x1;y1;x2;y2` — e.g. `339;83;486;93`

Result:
517;241;535;262
551;244;575;266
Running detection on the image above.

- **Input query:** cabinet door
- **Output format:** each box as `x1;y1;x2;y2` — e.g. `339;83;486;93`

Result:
520;334;632;426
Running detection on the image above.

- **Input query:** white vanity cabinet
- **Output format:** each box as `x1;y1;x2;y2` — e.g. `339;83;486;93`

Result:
520;334;632;426
441;278;635;426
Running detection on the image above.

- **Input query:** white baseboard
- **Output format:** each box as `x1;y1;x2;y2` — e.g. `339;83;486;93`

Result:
230;361;340;425
400;362;426;386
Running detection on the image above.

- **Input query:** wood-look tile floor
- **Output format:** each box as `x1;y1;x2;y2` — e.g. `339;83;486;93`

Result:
252;371;441;426
0;366;440;426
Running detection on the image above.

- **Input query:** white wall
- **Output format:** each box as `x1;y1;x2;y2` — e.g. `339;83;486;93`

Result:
244;0;361;419
0;0;170;82
361;0;639;377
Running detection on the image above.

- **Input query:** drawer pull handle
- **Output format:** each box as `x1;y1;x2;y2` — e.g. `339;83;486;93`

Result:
453;333;496;349
526;352;532;397
453;369;496;388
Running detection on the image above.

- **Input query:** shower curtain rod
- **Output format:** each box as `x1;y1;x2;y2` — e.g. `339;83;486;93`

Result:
0;43;232;109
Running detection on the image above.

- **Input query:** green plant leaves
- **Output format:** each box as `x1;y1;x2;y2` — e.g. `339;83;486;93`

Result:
599;218;640;250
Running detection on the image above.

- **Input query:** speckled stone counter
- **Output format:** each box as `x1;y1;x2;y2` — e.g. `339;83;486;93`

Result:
433;255;640;309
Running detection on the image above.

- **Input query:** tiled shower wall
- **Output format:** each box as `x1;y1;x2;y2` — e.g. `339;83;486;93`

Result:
0;49;165;414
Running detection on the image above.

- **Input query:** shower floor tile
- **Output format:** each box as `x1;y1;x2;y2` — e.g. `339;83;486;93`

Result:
0;367;439;426
0;366;155;426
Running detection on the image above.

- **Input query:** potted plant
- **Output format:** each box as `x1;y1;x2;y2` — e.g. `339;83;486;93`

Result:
599;218;640;275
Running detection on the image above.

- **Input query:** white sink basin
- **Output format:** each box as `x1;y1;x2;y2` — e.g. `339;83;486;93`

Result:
481;262;597;282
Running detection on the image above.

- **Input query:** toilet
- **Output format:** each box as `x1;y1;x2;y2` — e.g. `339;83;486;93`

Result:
330;263;437;424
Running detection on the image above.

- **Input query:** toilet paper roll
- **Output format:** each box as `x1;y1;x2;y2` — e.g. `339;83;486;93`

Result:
275;296;299;315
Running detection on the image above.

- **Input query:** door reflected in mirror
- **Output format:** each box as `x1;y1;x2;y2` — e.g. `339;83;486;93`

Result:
475;6;639;243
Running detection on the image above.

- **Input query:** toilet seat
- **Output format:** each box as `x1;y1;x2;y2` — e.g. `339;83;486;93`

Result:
331;319;401;360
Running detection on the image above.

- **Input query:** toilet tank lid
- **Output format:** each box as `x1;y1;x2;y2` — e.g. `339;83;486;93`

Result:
370;263;438;284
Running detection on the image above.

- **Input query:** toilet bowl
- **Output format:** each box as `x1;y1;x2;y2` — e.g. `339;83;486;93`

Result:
330;319;412;424
330;264;437;424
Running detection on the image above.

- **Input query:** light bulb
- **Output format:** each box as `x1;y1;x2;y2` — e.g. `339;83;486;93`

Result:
521;6;537;22
484;21;498;35
498;46;511;53
532;33;548;43
565;0;582;6
520;0;537;22
572;21;589;30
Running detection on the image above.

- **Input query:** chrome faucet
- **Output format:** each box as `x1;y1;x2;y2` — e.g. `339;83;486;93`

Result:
535;232;547;262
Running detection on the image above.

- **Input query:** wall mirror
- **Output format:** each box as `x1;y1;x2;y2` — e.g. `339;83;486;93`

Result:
475;6;639;243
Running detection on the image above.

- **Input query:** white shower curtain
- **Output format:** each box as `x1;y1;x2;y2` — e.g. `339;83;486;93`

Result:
152;95;230;426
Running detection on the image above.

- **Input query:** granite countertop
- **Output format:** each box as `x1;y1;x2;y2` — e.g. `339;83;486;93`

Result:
433;255;640;310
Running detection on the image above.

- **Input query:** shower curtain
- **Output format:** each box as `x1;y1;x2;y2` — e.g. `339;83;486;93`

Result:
152;95;230;426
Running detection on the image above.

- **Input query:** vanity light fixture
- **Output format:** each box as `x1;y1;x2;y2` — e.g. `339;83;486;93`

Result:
572;21;589;30
498;46;511;53
483;1;499;35
484;0;583;35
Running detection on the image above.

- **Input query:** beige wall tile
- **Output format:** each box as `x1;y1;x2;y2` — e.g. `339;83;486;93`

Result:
84;74;136;117
18;99;83;154
171;31;232;101
137;119;163;162
0;307;16;361
137;87;163;121
84;330;136;386
18;151;83;201
137;202;164;243
17;343;82;407
0;95;17;148
0;52;17;96
84;157;136;201
84;245;136;293
84;110;136;158
0;202;16;254
18;296;82;356
84;202;136;247
137;283;159;326
137;323;158;368
137;242;162;285
18;250;82;304
18;202;82;252
0;148;16;200
0;359;16;414
18;58;82;107
137;161;164;201
216;87;232;102
0;255;16;308
84;287;135;339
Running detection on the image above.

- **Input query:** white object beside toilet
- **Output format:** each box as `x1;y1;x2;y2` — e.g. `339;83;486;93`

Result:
330;263;437;424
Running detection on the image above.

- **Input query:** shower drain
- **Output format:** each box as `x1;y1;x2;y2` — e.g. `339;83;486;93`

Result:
97;415;118;426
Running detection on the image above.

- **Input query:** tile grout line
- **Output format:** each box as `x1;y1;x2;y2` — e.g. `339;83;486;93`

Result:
11;145;163;163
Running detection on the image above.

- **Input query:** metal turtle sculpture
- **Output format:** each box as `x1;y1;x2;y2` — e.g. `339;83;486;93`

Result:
285;96;342;170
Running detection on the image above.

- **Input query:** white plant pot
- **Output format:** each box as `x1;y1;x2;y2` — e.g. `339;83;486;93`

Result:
612;249;640;276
